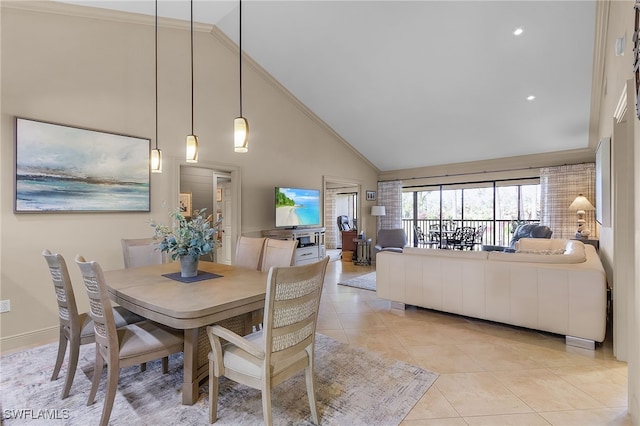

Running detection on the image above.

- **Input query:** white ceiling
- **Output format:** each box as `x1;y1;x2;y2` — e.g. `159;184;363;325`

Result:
57;1;596;172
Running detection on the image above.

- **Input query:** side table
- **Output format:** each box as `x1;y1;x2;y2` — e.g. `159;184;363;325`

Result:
353;238;372;266
572;238;599;251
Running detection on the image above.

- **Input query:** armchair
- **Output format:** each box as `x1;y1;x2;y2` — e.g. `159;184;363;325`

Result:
374;228;407;259
509;224;553;248
337;215;351;231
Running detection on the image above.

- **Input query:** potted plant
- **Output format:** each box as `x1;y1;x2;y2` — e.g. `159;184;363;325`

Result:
151;208;222;277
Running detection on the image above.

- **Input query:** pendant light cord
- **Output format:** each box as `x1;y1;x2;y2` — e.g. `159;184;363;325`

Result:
190;0;194;134
155;0;159;150
239;0;243;117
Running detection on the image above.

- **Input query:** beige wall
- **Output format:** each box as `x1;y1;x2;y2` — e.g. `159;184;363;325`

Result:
0;2;378;351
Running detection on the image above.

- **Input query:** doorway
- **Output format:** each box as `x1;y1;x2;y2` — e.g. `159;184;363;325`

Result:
323;176;361;251
178;160;241;265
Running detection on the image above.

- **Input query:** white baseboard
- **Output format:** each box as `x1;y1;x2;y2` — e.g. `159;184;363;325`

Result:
0;326;58;355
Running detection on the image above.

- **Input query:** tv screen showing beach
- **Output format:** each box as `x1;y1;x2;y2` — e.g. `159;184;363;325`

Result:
275;187;321;228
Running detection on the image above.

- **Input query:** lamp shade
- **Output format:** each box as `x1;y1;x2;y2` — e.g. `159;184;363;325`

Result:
234;117;249;153
569;194;595;212
186;134;198;163
371;206;386;216
151;148;162;173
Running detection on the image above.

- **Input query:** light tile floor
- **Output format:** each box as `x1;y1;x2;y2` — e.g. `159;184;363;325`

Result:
317;259;631;426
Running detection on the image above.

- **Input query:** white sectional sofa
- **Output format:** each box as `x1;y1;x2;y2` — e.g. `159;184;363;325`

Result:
376;238;607;348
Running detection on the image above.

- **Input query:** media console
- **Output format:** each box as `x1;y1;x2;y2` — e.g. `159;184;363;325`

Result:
262;227;326;266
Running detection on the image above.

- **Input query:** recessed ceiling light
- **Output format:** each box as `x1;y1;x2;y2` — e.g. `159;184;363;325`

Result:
513;27;524;36
527;95;536;101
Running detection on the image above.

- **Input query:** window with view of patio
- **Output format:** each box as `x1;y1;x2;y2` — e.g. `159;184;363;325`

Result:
402;181;541;248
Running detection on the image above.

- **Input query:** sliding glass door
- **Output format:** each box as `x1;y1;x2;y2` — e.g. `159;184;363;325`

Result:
403;180;540;247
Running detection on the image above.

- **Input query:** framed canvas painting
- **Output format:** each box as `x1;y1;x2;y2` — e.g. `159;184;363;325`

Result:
15;118;150;212
179;193;192;217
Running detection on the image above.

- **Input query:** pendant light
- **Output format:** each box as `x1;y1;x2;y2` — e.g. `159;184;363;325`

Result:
151;0;162;173
185;0;198;163
234;0;249;153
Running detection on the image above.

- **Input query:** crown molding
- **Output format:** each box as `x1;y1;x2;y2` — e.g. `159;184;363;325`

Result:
378;147;595;184
2;0;212;32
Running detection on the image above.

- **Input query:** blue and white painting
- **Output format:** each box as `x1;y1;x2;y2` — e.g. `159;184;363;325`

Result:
15;118;150;212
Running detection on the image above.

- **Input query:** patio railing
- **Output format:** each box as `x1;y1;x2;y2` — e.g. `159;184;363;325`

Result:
401;219;540;248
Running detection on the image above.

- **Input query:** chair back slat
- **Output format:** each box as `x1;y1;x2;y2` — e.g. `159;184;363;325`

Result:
43;250;78;329
262;257;329;362
260;238;297;272
75;256;118;356
121;238;164;268
234;236;266;270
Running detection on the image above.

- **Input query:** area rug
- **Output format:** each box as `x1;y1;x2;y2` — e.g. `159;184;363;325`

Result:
0;333;437;425
338;271;377;291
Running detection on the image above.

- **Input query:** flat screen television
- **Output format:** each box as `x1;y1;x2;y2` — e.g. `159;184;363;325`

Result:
275;187;321;228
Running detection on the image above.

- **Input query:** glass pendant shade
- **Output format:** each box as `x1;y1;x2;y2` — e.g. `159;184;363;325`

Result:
151;148;162;173
186;134;198;163
234;117;249;153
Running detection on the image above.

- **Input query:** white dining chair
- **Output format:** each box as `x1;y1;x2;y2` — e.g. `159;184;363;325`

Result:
75;255;184;426
42;249;143;399
207;256;329;425
259;238;297;272
234;236;266;270
120;238;164;268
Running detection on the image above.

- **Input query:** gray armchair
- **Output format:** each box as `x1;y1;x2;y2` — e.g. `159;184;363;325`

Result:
509;224;553;248
374;228;408;259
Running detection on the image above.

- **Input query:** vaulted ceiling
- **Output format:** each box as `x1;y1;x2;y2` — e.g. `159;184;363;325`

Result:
57;1;597;172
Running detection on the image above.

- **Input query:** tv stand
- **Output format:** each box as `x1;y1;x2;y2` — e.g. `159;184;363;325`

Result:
262;227;326;266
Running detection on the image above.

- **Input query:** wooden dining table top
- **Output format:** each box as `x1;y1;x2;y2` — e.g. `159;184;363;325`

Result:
104;261;268;329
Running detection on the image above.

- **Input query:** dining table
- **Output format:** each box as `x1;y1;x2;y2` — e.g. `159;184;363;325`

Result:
104;261;268;405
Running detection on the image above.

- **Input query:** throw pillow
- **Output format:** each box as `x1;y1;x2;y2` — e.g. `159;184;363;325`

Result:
516;248;565;255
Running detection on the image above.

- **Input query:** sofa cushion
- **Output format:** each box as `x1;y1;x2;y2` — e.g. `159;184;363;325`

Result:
403;247;489;260
516;248;566;255
515;238;568;252
489;240;586;264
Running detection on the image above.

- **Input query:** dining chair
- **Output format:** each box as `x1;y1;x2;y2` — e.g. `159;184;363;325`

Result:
75;255;184;426
457;227;476;250
234;236;266;270
120;238;164;268
259;238;297;272
42;250;144;400
207;256;330;425
470;225;487;249
444;227;463;249
414;225;426;246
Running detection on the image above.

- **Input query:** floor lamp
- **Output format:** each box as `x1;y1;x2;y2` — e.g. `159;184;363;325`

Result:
371;205;386;231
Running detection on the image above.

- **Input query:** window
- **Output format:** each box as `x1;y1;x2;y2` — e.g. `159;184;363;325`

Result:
402;180;540;247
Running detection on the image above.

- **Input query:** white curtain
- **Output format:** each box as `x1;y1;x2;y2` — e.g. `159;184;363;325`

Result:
377;180;403;230
540;163;596;239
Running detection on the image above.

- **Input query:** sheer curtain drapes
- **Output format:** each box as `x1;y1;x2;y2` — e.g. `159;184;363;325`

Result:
323;188;340;249
540;163;596;239
377;181;403;230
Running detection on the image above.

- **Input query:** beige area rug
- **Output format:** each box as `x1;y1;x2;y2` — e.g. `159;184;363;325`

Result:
338;271;377;291
0;333;437;425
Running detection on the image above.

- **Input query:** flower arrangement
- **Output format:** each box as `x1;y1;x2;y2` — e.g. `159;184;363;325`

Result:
151;208;222;260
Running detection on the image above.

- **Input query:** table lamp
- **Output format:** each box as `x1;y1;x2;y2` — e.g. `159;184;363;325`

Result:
569;194;595;238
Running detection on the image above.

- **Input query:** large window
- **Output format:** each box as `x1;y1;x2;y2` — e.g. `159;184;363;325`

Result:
402;181;540;247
